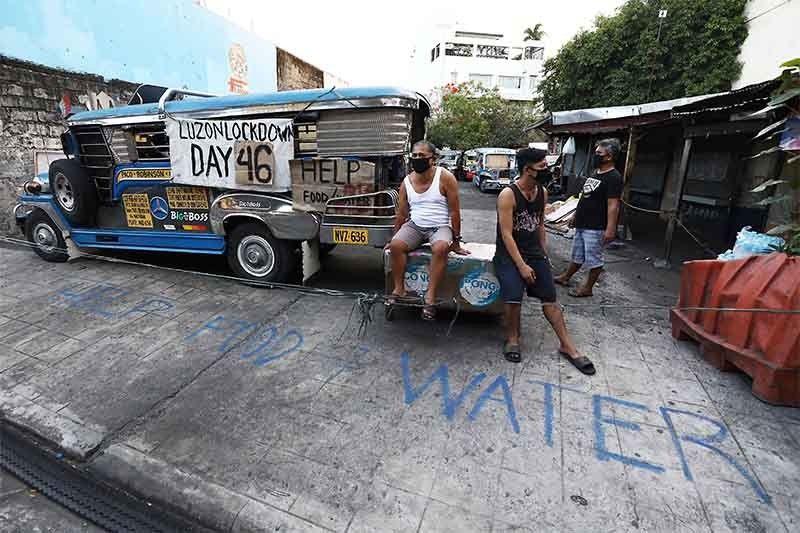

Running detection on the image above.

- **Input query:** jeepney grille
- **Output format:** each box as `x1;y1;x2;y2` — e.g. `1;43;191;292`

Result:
130;123;170;162
316;109;412;157
106;123;170;163
73;126;113;203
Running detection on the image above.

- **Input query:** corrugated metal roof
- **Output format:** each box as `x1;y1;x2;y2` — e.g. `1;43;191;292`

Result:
671;79;780;117
549;94;720;126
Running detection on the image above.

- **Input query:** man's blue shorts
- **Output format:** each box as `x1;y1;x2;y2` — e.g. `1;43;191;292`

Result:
493;255;557;304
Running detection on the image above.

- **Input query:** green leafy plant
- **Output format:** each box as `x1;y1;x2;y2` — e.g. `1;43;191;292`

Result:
524;24;545;42
539;0;749;111
750;59;800;254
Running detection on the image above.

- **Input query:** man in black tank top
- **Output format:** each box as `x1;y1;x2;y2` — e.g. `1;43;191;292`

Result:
493;148;595;375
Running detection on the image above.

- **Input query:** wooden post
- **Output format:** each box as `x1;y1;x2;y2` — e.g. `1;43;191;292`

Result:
658;137;693;267
621;127;639;240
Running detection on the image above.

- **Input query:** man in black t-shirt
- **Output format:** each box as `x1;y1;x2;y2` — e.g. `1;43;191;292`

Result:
554;139;622;297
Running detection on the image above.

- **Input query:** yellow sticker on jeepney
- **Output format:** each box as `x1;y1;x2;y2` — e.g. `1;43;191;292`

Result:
116;168;172;181
122;193;153;228
166;187;209;210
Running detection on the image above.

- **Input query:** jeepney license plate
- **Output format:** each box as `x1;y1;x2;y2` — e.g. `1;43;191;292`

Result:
499;178;510;184
332;227;369;245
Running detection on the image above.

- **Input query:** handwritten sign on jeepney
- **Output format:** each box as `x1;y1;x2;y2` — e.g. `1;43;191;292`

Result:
290;159;375;212
166;118;294;192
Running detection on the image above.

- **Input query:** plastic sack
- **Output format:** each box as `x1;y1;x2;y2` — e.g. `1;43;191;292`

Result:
717;226;784;261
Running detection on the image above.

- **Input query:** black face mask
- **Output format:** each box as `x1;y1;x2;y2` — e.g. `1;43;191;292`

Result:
535;169;552;185
411;157;431;173
593;154;606;168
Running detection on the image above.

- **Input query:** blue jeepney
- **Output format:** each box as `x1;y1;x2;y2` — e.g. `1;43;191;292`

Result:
14;86;430;282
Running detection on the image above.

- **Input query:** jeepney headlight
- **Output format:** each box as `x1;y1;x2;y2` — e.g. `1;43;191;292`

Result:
218;197;235;209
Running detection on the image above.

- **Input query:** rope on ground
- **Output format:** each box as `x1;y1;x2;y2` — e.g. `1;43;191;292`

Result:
3;235;800;318
622;199;718;257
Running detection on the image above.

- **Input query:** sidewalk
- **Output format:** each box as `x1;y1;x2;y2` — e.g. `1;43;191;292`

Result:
1;233;798;531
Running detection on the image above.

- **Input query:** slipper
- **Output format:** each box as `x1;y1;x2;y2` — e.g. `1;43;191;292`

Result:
503;342;522;363
568;288;593;298
559;350;596;375
422;304;436;321
384;293;405;321
553;277;571;287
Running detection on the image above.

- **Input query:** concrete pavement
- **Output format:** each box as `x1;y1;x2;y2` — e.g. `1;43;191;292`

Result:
1;184;799;532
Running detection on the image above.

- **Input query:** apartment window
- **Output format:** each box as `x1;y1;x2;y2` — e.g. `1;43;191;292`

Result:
498;76;522;89
430;44;440;62
529;75;539;91
469;74;492;86
476;45;509;59
445;42;473;57
524;46;544;60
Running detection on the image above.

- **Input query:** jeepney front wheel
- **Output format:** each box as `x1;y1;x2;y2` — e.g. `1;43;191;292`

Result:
25;209;68;263
227;222;296;283
48;159;97;226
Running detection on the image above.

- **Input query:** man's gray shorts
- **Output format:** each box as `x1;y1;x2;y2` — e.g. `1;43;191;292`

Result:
571;228;604;269
393;221;453;250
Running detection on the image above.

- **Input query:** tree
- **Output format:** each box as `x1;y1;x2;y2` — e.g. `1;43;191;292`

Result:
539;0;749;111
426;83;543;151
524;24;544;41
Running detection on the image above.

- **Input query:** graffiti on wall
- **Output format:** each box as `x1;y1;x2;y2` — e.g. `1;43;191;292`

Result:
59;91;119;118
228;43;249;94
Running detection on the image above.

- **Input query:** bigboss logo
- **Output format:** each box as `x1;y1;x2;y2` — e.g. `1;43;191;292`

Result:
170;211;209;222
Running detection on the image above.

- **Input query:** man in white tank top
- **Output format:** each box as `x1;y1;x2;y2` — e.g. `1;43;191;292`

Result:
386;141;469;320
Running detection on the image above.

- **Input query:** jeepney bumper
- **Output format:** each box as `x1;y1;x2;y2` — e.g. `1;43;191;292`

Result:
318;224;394;247
482;179;510;191
13;202;32;232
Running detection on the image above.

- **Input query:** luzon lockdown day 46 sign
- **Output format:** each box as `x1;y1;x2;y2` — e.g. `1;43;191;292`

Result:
166;118;294;192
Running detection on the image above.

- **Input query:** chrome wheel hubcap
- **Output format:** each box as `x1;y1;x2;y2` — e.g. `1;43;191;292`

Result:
33;222;57;253
54;173;75;212
237;236;275;277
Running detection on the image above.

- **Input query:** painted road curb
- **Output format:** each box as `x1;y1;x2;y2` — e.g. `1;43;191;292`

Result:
0;389;104;459
89;444;331;532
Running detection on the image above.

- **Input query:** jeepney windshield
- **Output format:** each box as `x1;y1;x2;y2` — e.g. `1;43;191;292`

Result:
485;154;514;169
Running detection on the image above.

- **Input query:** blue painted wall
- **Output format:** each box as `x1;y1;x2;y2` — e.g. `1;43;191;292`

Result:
0;0;277;94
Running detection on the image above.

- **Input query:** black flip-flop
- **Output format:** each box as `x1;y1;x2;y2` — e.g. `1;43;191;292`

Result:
422;304;437;321
559;350;596;375
384;294;404;321
568;288;593;298
503;342;522;363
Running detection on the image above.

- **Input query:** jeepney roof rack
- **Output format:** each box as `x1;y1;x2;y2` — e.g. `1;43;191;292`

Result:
157;88;218;119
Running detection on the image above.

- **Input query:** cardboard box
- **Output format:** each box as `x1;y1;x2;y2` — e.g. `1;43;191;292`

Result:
384;242;504;314
290;158;376;212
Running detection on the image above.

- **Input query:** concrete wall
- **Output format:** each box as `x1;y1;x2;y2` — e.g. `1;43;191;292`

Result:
733;0;800;88
0;0;277;94
276;49;324;91
0;56;138;234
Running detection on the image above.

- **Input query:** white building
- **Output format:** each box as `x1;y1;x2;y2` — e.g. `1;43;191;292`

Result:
413;25;545;103
733;0;800;89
